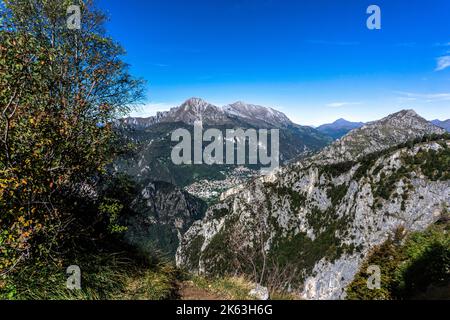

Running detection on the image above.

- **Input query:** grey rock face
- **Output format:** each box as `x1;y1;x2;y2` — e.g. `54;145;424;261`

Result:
161;98;231;125
223;101;292;128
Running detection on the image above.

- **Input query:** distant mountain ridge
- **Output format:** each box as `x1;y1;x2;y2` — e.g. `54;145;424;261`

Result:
122;97;294;129
317;118;365;140
317;117;450;140
314;109;445;164
431;119;450;132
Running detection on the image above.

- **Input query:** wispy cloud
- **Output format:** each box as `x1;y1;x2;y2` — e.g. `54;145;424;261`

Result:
435;56;450;71
326;102;362;108
129;102;174;118
395;91;450;102
434;42;450;47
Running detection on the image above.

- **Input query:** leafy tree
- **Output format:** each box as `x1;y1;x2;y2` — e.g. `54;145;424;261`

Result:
346;215;450;300
0;0;144;274
345;235;404;300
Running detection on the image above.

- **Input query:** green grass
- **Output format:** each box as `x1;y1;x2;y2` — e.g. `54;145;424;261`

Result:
190;275;253;300
0;252;181;300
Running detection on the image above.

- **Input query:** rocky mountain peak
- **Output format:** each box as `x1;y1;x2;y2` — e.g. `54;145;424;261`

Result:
229;101;247;108
121;98;297;128
392;108;417;117
314;109;446;164
179;97;216;111
331;118;363;127
162;98;228;125
363;109;442;136
376;109;421;125
334;118;349;124
224;101;292;127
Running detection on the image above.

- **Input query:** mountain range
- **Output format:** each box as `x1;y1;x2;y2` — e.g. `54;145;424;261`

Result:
113;100;449;299
116;98;332;195
114;98;331;257
122;98;449;141
122;98;294;129
431;119;450;132
316;118;365;139
317;117;450;140
176;109;449;299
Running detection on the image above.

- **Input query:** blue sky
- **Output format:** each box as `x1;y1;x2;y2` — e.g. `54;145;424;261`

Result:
98;0;450;125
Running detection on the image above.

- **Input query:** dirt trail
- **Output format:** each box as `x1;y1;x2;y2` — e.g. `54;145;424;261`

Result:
179;281;226;300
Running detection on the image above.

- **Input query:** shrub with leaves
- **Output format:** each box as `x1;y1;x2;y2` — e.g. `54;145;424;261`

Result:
0;0;144;275
346;211;450;300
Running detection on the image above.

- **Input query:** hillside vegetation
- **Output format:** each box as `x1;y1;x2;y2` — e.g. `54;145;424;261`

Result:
346;215;449;300
0;0;164;300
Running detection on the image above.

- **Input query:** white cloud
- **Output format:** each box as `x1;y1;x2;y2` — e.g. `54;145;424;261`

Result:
395;91;450;102
435;56;450;71
434;42;450;47
326;102;362;108
128;102;174;118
